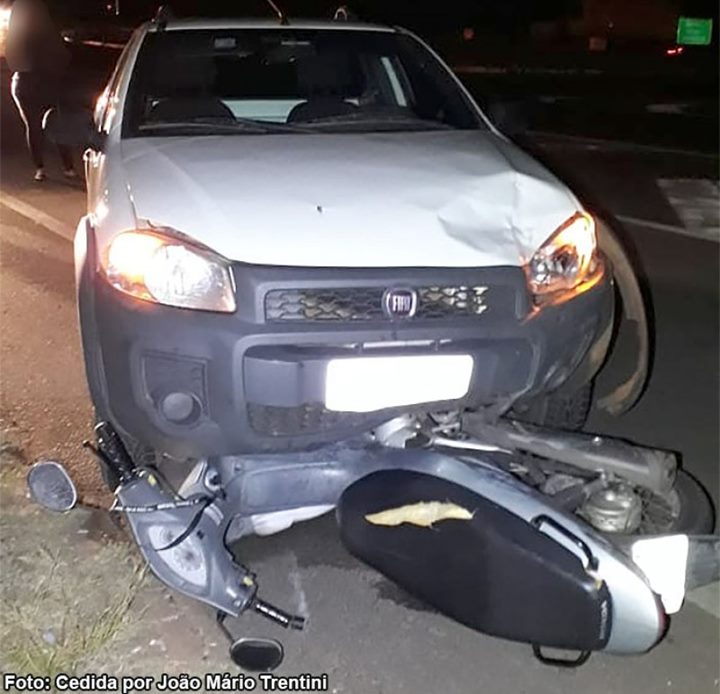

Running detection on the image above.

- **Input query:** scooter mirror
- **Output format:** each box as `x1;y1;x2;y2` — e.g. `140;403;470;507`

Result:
229;638;284;672
26;461;77;513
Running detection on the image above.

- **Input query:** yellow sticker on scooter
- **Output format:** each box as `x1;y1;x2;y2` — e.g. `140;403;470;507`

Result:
365;501;474;528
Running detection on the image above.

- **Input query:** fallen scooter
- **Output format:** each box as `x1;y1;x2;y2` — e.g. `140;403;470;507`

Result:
28;412;717;670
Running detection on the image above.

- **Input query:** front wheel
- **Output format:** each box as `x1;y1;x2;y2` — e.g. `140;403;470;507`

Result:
628;471;715;537
577;471;715;538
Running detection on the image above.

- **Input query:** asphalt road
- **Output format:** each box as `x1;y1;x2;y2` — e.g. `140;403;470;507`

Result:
1;52;718;693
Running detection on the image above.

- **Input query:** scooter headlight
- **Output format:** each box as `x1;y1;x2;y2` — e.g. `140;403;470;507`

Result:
526;212;600;303
102;230;236;313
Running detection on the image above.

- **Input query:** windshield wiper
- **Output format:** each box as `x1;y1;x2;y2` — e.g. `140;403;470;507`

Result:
138;117;308;134
300;112;456;130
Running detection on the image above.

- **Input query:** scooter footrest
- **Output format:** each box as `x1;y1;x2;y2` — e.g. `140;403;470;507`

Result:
338;470;612;651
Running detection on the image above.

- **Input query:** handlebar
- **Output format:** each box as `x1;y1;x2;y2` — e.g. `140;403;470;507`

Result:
253;598;306;630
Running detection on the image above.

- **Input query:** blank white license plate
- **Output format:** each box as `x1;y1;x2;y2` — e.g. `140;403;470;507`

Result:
325;354;474;413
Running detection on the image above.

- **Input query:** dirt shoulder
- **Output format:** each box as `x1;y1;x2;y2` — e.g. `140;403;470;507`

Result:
0;211;109;507
0;448;232;689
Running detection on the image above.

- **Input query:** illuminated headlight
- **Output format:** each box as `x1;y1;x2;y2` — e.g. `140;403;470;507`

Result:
526;212;600;301
102;230;236;312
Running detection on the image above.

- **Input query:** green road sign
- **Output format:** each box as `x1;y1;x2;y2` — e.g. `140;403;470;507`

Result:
676;17;713;46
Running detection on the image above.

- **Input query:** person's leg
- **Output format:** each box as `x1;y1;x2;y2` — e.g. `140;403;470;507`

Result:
58;145;75;175
48;77;77;176
10;73;46;177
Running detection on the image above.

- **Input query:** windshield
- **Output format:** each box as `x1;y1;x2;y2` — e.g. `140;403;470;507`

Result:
123;28;484;136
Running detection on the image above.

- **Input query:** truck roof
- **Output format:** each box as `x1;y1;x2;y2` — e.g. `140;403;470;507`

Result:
147;18;396;33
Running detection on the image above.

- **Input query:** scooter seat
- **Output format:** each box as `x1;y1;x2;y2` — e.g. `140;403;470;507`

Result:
337;470;612;651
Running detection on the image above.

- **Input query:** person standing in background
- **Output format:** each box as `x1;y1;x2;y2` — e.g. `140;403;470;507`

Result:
5;0;77;182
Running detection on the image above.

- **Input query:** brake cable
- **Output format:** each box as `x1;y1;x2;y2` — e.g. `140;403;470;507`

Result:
111;492;217;551
109;496;207;513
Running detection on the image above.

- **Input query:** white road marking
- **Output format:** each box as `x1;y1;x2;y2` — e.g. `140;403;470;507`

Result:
686;581;720;619
454;65;598;76
63;37;125;50
657;178;720;242
645;103;689;115
78;39;125;50
617;215;720;243
454;65;510;75
530;130;717;159
0;192;74;241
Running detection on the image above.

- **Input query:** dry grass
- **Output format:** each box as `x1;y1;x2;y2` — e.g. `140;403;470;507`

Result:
0;435;148;679
0;539;147;678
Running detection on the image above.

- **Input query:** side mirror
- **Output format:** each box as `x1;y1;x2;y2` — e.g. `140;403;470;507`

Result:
485;99;530;136
43;107;101;149
27;461;77;512
229;638;284;672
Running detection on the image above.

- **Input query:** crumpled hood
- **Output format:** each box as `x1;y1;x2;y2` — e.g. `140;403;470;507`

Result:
121;130;581;268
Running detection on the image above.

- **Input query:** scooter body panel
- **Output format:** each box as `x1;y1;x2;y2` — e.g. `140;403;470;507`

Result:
117;445;664;654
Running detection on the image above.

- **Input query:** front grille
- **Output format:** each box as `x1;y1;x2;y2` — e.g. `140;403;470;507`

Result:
248;403;373;437
419;286;489;319
265;285;489;322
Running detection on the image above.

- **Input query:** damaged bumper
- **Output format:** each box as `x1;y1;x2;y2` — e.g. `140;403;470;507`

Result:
77;223;613;459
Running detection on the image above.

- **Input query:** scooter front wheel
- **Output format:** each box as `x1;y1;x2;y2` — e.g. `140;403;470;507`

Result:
584;470;715;538
633;470;715;536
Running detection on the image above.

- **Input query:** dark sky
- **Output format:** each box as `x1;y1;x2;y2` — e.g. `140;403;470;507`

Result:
57;0;583;28
55;0;719;35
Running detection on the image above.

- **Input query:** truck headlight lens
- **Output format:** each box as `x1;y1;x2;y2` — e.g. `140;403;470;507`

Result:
526;212;599;300
102;231;236;312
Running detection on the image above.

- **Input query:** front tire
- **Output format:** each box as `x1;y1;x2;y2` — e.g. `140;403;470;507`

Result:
580;471;716;540
633;470;715;536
